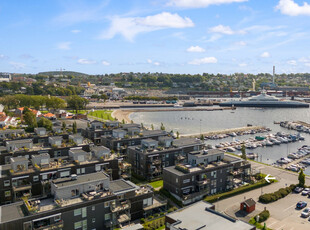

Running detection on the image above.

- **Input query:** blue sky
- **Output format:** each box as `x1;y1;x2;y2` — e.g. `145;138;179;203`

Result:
1;0;310;75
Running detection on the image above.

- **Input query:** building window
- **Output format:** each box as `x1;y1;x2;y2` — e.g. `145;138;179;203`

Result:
71;189;79;197
82;220;87;230
82;207;87;218
74;221;82;229
92;218;95;223
192;176;194;181
5;190;11;197
4;180;10;187
77;168;81;174
81;168;85;174
95;165;101;172
33;176;39;182
92;206;95;211
166;154;169;158
104;214;110;221
42;174;48;180
176;178;178;183
74;208;81;216
104;202;110;208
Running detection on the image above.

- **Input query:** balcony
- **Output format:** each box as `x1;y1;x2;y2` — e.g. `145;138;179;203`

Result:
13;182;32;192
34;221;63;230
197;179;210;185
111;200;131;213
117;213;131;224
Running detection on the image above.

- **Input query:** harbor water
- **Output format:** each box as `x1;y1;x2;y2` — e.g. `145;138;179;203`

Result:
130;107;310;174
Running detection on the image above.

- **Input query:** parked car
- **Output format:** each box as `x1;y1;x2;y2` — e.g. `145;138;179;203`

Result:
295;187;304;193
301;208;310;217
302;188;310;196
297;201;307;209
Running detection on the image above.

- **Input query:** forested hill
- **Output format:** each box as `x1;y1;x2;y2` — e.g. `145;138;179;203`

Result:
38;71;88;77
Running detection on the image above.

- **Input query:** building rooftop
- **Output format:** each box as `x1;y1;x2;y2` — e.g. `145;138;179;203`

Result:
167;201;255;230
0;202;24;224
173;138;203;148
6;139;32;144
52;172;108;188
11;156;28;162
0;129;24;134
189;149;224;158
109;179;139;195
91;145;110;152
49;136;63;141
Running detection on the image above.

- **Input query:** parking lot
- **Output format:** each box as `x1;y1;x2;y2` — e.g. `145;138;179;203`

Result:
260;192;310;230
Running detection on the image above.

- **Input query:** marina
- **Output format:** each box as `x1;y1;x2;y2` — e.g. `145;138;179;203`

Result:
131;106;310;175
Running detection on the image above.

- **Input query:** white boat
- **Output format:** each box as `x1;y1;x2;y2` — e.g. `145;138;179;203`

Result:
227;147;236;152
174;103;183;108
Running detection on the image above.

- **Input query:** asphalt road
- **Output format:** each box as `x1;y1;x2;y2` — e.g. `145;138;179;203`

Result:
214;161;310;230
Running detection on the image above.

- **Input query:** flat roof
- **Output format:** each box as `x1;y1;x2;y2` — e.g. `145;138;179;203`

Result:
11;157;28;162
167;201;254;230
49;136;63;140
142;130;167;136
6;139;32;144
0;202;24;224
69;149;87;154
109;180;139;194
52;172;108;188
189;149;224;158
173;138;203;147
91;146;110;152
0;129;24;134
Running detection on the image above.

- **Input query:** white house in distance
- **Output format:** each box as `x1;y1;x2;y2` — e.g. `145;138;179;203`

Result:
0;72;11;82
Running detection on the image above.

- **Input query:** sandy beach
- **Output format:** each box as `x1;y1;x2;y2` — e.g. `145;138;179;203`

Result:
112;110;133;123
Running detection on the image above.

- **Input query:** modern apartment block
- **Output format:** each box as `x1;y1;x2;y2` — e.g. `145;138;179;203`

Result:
101;129;168;153
165;201;255;230
0;134;91;165
0;172;167;230
0;145;122;205
82;121;141;144
163;149;251;205
127;137;205;180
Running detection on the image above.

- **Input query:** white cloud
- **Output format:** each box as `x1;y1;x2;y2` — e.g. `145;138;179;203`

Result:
147;59;161;66
260;52;270;58
188;57;217;65
71;29;81;33
187;45;205;52
56;42;71;50
287;60;297;65
101;12;194;41
208;24;245;35
167;0;247;8
77;58;96;64
10;62;26;70
0;54;9;60
276;0;310;16
209;25;234;34
239;63;247;67
101;60;110;66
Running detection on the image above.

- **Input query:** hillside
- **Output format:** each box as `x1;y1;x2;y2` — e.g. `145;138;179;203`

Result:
38;71;89;77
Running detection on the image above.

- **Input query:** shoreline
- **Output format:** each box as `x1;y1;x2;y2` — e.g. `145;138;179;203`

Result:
112;110;133;123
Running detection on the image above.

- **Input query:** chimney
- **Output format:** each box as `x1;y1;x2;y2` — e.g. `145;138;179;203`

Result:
272;66;275;84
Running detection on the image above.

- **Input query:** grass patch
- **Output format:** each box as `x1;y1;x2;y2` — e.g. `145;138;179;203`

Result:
143;216;165;230
149;180;163;189
88;110;114;121
204;179;275;203
249;218;272;230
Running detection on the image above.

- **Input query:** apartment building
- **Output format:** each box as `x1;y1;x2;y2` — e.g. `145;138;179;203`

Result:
0;146;122;204
127;137;204;180
0;172;166;230
163;149;251;205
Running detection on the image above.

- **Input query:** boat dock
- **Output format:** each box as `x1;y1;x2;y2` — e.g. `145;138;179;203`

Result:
295;121;310;128
180;126;265;138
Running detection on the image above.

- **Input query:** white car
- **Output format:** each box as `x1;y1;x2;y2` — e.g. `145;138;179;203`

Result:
302;188;310;196
301;208;310;217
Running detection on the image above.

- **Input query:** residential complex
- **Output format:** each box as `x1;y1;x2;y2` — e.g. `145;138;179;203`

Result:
127;137;204;180
163;149;251;205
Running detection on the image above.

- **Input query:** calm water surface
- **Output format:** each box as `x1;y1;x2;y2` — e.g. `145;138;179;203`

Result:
130;107;310;174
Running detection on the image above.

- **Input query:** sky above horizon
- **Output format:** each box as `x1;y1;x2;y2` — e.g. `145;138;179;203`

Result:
1;0;310;75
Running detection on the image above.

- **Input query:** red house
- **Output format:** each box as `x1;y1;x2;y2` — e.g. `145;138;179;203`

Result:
240;198;256;213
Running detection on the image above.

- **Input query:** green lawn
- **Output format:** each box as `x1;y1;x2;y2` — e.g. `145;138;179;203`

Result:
88;110;115;121
149;180;163;189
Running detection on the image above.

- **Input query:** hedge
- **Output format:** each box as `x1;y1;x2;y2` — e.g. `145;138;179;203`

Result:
204;179;273;203
259;184;296;204
255;210;270;223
